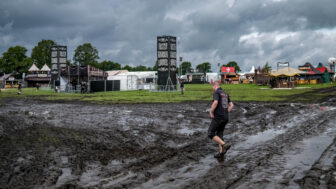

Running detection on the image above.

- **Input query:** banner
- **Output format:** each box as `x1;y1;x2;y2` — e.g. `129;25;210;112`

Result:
221;67;235;73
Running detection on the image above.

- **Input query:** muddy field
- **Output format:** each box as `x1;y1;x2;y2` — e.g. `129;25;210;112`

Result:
0;96;336;188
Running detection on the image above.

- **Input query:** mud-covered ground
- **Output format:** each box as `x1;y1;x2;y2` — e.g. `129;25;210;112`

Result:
0;95;336;188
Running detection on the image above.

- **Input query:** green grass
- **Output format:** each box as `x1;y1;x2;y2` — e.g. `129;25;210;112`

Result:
0;83;335;103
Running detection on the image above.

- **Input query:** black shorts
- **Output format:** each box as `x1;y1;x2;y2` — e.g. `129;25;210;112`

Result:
208;118;228;140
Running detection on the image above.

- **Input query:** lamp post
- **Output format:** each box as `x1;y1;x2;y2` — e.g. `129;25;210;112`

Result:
179;57;183;77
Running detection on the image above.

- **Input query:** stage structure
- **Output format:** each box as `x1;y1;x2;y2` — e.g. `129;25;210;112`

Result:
157;36;177;90
50;45;67;89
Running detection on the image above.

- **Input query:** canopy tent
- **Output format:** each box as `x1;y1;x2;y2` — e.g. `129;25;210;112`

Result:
41;64;51;72
28;64;40;72
248;66;255;74
270;67;301;77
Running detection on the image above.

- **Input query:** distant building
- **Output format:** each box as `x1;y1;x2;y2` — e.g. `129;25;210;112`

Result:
297;62;334;84
26;64;51;87
0;73;20;88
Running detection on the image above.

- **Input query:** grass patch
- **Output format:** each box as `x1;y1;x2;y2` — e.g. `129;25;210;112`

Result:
0;83;335;103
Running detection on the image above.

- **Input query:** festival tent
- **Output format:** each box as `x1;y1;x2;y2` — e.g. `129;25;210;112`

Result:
107;71;157;90
28;64;40;72
270;67;301;88
40;64;51;72
206;73;220;83
270;67;301;76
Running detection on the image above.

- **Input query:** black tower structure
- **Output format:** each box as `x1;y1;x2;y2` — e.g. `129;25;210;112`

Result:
157;36;177;90
50;45;67;88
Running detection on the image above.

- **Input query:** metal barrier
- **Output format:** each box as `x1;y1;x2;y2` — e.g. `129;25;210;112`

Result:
149;85;181;92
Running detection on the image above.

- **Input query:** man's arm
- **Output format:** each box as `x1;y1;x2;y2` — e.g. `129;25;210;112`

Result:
228;102;234;112
210;100;218;118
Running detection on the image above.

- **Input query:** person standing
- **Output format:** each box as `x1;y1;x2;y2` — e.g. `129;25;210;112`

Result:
17;83;22;95
36;83;40;91
180;81;184;95
208;81;234;159
81;81;85;94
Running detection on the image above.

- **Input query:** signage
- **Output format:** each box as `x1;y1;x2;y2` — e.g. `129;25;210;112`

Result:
221;67;235;73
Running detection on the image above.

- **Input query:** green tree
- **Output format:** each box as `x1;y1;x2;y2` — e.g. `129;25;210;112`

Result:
262;62;272;73
223;61;241;73
122;65;134;71
31;39;56;68
73;43;99;66
196;62;211;73
133;65;148;71
98;60;121;71
180;61;192;75
152;61;158;71
0;46;30;78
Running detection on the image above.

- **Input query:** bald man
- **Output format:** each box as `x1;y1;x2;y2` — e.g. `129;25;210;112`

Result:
208;81;234;159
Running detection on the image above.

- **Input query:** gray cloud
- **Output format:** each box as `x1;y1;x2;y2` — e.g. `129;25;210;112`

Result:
0;0;336;71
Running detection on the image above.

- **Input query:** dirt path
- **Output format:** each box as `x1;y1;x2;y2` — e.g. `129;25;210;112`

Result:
0;97;335;188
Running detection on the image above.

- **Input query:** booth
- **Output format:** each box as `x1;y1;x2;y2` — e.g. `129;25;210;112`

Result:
270;67;301;88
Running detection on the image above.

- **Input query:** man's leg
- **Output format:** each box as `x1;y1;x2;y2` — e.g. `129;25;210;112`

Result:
209;119;226;158
218;119;231;154
212;136;225;153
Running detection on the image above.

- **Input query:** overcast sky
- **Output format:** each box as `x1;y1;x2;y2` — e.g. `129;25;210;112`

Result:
1;0;336;72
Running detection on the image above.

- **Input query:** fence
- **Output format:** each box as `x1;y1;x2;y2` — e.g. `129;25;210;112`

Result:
90;80;120;92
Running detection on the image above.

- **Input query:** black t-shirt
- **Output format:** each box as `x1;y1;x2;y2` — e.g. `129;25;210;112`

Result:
213;87;231;120
180;83;184;88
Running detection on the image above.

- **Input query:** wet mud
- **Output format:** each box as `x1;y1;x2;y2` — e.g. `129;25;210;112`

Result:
0;96;335;188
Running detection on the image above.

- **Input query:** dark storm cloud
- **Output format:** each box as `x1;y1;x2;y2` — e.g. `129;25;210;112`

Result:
0;0;335;71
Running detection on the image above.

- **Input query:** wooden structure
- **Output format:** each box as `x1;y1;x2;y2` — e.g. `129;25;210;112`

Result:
254;71;270;85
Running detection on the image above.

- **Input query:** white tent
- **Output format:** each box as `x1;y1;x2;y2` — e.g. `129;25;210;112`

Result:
240;66;255;75
41;64;51;72
249;66;255;74
206;73;220;83
28;64;40;72
107;71;157;90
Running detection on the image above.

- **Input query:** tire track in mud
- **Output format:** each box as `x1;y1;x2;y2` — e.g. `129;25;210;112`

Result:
0;99;335;188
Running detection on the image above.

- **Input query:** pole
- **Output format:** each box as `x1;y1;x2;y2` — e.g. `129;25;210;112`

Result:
180;60;182;77
68;65;70;92
77;62;79;92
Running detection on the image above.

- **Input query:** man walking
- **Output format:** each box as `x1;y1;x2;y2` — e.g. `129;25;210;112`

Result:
208;81;234;159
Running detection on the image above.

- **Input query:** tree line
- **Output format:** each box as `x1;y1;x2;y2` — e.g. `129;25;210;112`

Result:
0;40;155;78
1;39;260;79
